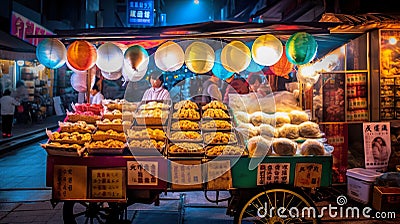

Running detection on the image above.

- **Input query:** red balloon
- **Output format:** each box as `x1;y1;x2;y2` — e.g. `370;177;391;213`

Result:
270;47;294;79
67;40;97;71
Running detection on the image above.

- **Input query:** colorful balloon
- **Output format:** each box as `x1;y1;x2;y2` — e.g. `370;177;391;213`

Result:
221;40;251;73
285;32;318;65
155;41;184;72
270;47;294;79
184;41;215;74
67;40;97;71
101;69;122;80
212;49;234;80
36;38;67;69
96;42;124;72
252;34;283;66
124;45;149;71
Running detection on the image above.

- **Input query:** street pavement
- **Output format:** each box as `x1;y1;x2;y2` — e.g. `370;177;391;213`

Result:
0;116;399;223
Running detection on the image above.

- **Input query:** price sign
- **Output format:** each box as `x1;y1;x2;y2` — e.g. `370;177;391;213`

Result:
257;163;290;186
171;160;202;190
91;168;126;199
53;165;87;200
294;163;322;188
127;161;158;186
206;160;232;190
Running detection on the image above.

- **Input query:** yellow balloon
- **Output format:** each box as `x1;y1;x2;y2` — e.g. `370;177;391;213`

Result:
155;41;185;72
252;34;283;66
221;40;251;73
184;41;215;74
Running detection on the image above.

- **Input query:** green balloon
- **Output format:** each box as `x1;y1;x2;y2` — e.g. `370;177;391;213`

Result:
285;32;318;65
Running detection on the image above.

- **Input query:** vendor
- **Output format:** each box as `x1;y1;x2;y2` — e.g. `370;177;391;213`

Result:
142;72;171;101
90;85;104;104
203;72;234;103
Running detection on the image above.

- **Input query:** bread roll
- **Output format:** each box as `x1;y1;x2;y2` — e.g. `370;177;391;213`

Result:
275;112;291;127
234;111;250;124
272;138;297;156
259;124;275;138
289;110;309;124
250;111;271;126
298;121;321;138
247;136;272;157
236;122;260;139
277;124;299;139
300;139;325;155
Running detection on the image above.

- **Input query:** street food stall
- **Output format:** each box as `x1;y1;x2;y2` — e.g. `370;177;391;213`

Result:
32;20;373;223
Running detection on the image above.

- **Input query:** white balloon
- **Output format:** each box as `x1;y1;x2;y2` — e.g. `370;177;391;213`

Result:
96;42;124;72
101;69;122;80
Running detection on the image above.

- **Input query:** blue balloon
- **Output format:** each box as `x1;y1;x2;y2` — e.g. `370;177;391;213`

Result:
245;41;264;72
36;38;67;69
212;49;233;80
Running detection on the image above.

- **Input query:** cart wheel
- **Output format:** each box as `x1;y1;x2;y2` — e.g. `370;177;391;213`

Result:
237;188;319;224
63;201;124;224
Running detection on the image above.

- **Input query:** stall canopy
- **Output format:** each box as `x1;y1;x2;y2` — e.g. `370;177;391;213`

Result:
0;30;36;61
29;20;363;60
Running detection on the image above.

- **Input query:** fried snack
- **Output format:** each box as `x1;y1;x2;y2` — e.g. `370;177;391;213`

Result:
275;112;291;127
298;121;321;138
59;121;96;133
289;110;309;124
88;139;125;148
206;145;245;156
272;138;297;156
300;139;325;155
170;131;202;141
139;101;170;110
172;120;200;130
127;128;166;140
129;139;165;150
202;120;232;130
204;132;237;144
276;123;299;139
203;109;230;119
173;108;200;120
202;100;228;110
174;100;199;110
168;142;204;153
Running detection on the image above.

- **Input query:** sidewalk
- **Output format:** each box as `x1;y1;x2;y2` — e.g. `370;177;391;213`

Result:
0;115;65;155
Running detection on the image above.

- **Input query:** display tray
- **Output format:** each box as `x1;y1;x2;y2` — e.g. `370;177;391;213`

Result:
102;114;123;121
41;144;83;157
173;100;200;111
59;127;94;133
135;116;169;126
171;116;201;121
203;133;238;145
169;130;203;142
127;126;167;141
87;147;125;155
96;123;124;132
138;100;171;110
67;114;101;124
128;147;164;156
92;134;126;142
50;139;90;145
205;145;248;158
167;142;205;157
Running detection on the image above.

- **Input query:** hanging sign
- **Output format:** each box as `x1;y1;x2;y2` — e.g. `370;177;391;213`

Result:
127;161;158;186
206;160;232;190
257;163;290;185
294;163;322;188
10;11;54;46
363;122;391;172
127;0;154;26
53;165;87;200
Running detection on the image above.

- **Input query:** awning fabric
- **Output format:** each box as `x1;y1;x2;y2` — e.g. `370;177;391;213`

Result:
0;30;36;60
28;20;363;60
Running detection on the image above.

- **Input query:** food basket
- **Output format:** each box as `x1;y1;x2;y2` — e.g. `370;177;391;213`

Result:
205;145;248;158
171;120;201;131
135;115;169;126
96;123;124;132
201;119;233;131
203;131;238;145
169;131;203;143
92;133;126;142
41;143;84;157
128;139;165;156
167;142;205;157
50;139;90;145
103;113;123;121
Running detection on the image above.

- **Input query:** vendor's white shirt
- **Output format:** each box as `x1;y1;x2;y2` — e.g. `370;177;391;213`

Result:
91;92;104;104
142;87;170;101
0;95;20;115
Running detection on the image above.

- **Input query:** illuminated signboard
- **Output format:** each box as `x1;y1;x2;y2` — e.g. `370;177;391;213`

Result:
127;0;154;26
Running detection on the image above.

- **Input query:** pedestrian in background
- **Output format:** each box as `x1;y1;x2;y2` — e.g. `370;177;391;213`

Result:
90;85;104;104
0;89;20;137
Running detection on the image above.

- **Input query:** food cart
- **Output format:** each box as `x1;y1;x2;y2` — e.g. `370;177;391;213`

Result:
36;21;342;223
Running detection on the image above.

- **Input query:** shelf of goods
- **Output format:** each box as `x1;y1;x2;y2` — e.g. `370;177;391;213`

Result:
380;76;400;120
347;73;368;121
42;99;333;200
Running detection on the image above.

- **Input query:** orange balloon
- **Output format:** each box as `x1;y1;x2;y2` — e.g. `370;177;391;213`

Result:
67;40;97;71
270;47;294;79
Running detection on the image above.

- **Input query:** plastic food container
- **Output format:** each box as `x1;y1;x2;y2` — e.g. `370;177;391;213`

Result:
346;168;382;204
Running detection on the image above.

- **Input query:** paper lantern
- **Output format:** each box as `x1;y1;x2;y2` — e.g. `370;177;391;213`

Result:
285;32;318;65
36;38;67;69
245;41;263;72
96;42;124;72
101;69;122;80
155;41;184;72
122;59;148;82
70;72;88;92
212;49;234;80
66;60;87;74
221;40;251;73
67;40;97;71
252;34;283;66
184;41;215;74
124;45;149;71
270;47;294;79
